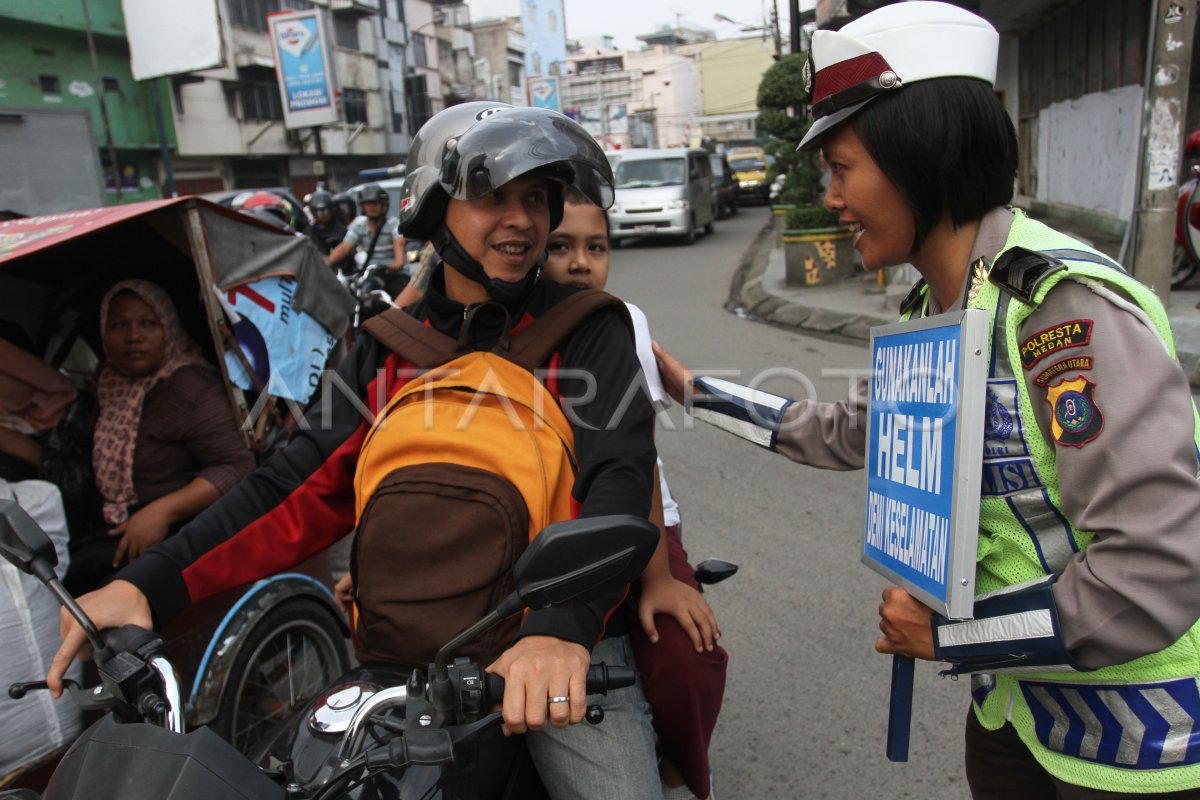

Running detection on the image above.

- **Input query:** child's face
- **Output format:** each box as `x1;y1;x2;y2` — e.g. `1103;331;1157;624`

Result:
544;201;610;291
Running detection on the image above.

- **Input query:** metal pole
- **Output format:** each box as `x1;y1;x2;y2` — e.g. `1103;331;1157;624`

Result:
1129;0;1195;301
789;0;801;55
150;80;176;197
80;0;121;202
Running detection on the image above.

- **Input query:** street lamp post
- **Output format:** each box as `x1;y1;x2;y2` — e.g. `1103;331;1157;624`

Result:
713;9;782;57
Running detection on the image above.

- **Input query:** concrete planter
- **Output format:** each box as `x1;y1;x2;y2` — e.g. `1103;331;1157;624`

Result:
782;227;856;286
771;204;795;246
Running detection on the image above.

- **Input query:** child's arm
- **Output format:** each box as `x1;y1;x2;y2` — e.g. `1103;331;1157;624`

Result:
637;463;720;652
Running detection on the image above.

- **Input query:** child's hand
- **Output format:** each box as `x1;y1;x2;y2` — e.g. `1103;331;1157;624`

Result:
637;574;720;653
333;573;354;615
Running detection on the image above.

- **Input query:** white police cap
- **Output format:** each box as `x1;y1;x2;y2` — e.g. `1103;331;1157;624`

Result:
798;1;999;150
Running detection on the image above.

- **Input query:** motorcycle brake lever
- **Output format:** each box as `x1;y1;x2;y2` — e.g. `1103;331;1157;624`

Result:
8;679;81;699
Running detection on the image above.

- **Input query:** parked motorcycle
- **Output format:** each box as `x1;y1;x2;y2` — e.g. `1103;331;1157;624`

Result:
1174;162;1200;289
0;500;658;800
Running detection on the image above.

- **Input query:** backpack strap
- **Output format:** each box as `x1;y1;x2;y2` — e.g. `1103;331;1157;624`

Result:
506;289;631;370
362;307;459;368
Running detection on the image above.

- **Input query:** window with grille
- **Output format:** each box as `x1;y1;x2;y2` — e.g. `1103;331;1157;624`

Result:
237;68;284;121
343;88;368;124
229;0;312;33
411;33;428;67
405;74;433;131
334;13;360;49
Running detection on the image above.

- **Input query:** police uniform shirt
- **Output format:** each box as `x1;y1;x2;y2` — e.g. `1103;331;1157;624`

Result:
773;206;1200;670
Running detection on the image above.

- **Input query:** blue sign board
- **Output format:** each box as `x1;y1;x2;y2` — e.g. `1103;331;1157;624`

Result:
863;310;988;619
530;77;560;112
268;10;338;129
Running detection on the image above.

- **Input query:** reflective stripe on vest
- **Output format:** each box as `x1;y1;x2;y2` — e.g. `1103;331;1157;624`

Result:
1020;677;1200;769
983;291;1076;574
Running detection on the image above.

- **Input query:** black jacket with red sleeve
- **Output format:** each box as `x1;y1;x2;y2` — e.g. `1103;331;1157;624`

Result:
118;271;658;652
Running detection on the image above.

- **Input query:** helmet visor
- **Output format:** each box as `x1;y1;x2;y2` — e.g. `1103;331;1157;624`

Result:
440;109;615;209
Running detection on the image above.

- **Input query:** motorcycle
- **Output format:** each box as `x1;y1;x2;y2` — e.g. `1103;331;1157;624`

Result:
1174;162;1200;289
0;500;658;800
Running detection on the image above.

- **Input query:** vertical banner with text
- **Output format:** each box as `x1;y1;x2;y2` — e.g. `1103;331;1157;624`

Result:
863;310;988;619
268;10;339;129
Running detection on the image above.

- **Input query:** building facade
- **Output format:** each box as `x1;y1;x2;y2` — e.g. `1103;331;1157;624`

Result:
472;17;527;105
0;0;174;210
681;37;777;147
167;0;392;197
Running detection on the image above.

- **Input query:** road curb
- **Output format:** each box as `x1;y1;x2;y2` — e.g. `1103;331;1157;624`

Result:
726;216;890;343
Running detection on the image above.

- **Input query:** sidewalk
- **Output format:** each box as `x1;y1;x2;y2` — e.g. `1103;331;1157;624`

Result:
730;217;1200;388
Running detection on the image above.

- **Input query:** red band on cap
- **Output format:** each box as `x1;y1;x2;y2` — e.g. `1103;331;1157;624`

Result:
811;52;894;107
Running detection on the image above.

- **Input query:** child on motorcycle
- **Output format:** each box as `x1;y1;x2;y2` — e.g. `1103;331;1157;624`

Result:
542;189;728;800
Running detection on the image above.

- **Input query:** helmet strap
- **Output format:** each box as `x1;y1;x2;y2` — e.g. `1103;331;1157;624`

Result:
431;223;542;308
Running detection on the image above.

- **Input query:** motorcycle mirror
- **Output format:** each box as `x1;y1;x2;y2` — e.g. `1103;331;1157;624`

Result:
0;499;59;582
0;499;106;653
512;514;658;612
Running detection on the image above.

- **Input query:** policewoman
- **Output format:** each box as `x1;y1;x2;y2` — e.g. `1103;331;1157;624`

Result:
653;2;1200;797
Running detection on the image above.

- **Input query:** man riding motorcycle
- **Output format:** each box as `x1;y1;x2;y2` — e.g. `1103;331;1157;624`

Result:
306;189;348;258
48;102;662;799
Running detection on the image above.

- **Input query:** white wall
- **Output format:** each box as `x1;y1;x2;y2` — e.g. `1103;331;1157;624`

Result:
1035;84;1141;220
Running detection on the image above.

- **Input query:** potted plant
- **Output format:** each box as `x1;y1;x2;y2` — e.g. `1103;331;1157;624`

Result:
758;54;855;286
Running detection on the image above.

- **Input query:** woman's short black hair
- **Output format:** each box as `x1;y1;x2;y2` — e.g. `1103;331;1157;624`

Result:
849;77;1017;253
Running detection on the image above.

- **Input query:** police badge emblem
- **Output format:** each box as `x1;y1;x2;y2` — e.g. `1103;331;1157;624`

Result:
1044;377;1103;447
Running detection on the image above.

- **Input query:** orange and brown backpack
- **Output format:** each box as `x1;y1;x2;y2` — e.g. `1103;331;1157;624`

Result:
350;290;630;667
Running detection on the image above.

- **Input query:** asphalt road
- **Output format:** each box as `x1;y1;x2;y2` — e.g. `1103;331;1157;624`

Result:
607;206;970;799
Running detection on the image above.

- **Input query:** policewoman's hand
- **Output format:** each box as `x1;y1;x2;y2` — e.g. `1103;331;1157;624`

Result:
875;586;935;661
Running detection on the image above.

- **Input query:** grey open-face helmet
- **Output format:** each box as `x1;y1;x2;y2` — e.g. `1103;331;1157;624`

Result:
398;102;614;240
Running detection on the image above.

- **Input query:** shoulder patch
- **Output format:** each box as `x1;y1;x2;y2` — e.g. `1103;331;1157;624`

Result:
899;279;927;318
1033;355;1093;387
1019;319;1093;370
1044;376;1103;448
989;247;1067;304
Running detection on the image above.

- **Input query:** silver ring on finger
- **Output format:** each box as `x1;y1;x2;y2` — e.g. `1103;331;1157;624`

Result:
548;695;570;704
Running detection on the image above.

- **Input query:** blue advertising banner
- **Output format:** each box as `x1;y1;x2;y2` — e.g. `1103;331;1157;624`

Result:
529;77;560;111
268;10;338;129
221;275;338;404
863;309;988;619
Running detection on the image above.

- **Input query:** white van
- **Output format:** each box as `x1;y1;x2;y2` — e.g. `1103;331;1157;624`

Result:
609;148;717;245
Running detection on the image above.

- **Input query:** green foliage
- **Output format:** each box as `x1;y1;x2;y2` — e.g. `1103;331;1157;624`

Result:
785;204;840;231
757;52;830;216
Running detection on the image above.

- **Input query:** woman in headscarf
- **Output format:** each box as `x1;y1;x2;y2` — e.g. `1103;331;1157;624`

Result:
64;280;254;595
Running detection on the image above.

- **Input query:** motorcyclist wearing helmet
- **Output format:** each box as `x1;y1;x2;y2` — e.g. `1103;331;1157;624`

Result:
305;189;347;257
324;182;405;274
233;190;296;233
48;103;662;798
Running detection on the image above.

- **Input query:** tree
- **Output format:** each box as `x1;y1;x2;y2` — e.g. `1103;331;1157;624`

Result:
756;53;837;227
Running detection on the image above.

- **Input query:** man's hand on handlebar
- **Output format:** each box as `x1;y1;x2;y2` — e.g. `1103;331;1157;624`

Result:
486;635;589;735
47;580;153;698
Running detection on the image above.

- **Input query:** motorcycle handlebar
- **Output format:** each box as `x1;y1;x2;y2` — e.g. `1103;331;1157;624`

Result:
482;663;636;704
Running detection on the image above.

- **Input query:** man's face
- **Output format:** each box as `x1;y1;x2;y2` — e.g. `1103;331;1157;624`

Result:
444;173;552;284
362;199;385;220
315;207;334;224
